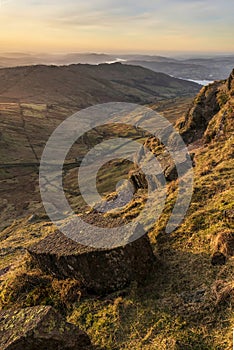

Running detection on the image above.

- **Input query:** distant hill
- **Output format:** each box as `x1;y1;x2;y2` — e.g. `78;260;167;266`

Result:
0;52;117;67
0;52;233;80
126;56;234;81
125;60;210;80
0;63;200;106
0;53;180;67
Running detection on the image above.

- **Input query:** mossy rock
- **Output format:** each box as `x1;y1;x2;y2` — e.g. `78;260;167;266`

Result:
0;306;92;349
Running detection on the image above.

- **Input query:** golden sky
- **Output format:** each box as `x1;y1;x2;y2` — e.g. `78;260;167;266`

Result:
0;0;234;53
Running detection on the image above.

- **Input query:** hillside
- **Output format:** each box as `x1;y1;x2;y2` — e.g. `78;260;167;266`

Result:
0;63;199;106
125;60;210;81
0;62;197;231
0;68;233;349
103;70;234;348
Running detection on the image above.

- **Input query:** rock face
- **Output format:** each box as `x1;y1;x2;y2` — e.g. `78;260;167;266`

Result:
28;231;155;295
0;306;91;350
177;68;234;144
129;69;234;191
177;82;221;144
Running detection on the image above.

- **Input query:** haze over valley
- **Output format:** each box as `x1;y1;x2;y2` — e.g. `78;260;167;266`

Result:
0;51;234;83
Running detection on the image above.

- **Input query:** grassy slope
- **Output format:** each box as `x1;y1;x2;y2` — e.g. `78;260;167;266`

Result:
65;78;234;349
66;80;233;349
0;73;233;349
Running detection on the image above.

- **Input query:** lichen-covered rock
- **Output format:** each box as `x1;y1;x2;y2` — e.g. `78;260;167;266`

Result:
28;231;155;295
0;306;91;350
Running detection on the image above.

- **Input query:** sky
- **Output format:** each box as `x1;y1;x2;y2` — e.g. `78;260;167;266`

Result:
0;0;234;54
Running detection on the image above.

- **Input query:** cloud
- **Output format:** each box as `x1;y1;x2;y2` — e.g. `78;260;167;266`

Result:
41;0;234;32
0;0;234;52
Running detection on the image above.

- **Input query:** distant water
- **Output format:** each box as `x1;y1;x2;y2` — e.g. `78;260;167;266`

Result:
183;78;214;86
169;74;214;86
106;58;127;64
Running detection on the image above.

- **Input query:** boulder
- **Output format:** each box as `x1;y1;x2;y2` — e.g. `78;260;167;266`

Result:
0;306;92;350
28;231;155;295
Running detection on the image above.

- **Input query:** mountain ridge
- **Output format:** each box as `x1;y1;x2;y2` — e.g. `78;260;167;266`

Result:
0;63;200;106
0;52;233;80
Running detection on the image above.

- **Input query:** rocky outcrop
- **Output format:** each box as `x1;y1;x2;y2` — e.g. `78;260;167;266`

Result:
28;231;155;295
204;73;234;143
129;158;178;189
177;82;221;144
177;68;234;144
227;68;234;91
129;135;192;189
128;69;233;196
0;306;91;350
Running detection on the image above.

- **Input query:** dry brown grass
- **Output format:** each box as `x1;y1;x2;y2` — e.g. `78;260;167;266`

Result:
211;279;234;306
0;257;84;312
